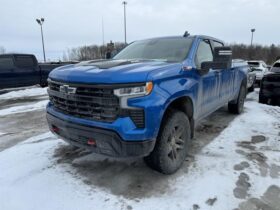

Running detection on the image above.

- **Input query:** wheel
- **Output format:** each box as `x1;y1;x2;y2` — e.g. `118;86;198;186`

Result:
144;110;190;174
259;95;268;104
228;85;246;114
248;84;254;92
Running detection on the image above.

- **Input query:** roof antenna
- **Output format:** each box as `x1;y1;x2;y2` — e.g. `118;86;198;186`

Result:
183;31;190;37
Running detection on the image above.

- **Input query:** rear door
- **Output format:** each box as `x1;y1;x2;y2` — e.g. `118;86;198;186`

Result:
195;39;220;117
14;55;39;86
0;56;16;89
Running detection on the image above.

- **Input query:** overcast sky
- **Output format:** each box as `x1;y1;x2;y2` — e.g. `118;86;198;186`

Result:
1;0;279;61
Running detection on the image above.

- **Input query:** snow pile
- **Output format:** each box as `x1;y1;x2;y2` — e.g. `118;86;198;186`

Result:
0;100;48;116
0;87;47;100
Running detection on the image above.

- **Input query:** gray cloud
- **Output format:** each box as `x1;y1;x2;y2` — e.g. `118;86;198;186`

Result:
0;0;279;61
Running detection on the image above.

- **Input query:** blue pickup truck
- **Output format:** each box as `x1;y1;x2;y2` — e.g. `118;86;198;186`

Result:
0;54;76;89
46;34;247;174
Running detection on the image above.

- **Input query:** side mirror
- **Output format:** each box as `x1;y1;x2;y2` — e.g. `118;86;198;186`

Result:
201;47;232;72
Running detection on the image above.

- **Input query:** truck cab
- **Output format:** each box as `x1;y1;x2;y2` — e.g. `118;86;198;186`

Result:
46;34;247;174
0;54;75;89
0;54;39;89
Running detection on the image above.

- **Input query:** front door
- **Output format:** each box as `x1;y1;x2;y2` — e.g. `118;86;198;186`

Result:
195;39;220;117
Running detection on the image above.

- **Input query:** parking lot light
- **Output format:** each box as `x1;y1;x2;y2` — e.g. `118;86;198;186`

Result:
36;18;46;62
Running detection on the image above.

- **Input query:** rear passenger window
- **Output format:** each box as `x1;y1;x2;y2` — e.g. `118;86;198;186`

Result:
0;57;14;70
195;40;213;69
15;56;36;68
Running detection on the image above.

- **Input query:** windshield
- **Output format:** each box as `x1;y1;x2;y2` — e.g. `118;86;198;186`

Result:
248;62;260;67
113;37;194;62
251;68;263;72
271;63;280;73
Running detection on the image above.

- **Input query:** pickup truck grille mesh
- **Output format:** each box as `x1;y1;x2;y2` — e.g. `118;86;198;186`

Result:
48;80;120;123
47;80;145;128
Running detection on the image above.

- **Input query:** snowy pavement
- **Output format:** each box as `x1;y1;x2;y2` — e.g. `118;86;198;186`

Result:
0;87;279;210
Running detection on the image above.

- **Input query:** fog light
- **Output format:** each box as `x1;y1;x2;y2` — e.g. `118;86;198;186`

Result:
87;139;96;146
52;125;59;133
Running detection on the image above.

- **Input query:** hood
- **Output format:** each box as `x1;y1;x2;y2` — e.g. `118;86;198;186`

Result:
49;59;181;84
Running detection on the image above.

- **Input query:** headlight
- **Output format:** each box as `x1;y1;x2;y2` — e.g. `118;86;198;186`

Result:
114;82;153;109
114;82;153;97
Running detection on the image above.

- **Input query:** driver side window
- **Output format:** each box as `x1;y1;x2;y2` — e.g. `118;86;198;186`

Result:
195;40;213;69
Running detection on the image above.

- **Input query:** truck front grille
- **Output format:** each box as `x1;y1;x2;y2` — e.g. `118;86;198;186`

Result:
48;80;120;123
48;80;145;128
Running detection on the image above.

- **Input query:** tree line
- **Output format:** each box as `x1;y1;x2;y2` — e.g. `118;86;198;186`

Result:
2;42;280;65
63;42;126;61
229;44;280;64
64;42;280;65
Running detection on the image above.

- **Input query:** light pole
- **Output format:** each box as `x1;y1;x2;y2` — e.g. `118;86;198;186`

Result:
122;1;127;44
250;28;255;46
36;18;46;62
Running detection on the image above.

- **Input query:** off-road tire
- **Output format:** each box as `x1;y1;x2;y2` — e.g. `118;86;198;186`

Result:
228;85;246;114
144;110;191;174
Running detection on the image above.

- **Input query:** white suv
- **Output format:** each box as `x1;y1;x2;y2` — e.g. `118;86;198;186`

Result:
247;60;268;85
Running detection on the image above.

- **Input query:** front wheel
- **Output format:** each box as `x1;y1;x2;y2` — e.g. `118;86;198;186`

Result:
144;110;190;174
228;85;246;114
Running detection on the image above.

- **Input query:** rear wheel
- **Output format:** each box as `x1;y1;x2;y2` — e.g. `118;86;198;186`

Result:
228;85;246;114
144;110;190;174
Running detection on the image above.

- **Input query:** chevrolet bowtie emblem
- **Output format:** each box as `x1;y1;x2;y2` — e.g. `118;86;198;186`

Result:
59;85;77;94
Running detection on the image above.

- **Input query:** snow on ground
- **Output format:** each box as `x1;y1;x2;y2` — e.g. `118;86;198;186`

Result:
0;90;279;210
0;100;48;116
0;87;47;100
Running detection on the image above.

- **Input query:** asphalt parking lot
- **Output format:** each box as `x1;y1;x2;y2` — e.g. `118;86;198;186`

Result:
0;87;279;210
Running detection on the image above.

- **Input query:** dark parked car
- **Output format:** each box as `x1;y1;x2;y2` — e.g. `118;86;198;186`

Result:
259;60;280;104
0;54;76;89
247;67;256;92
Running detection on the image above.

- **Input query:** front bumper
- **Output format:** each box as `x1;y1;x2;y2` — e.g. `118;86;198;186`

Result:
47;112;155;157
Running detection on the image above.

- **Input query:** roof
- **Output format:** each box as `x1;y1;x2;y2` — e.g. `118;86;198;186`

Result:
0;53;35;57
132;35;224;44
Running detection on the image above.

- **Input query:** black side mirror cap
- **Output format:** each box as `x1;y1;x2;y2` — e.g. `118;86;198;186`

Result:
213;47;232;69
200;47;233;72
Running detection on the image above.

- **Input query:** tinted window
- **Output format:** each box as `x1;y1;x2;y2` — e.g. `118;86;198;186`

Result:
195;40;213;69
0;57;14;70
213;41;224;48
114;37;194;62
271;62;280;73
15;56;35;68
248;62;260;67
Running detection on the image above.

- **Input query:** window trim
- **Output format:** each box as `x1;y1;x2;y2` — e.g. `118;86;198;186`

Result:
195;39;214;69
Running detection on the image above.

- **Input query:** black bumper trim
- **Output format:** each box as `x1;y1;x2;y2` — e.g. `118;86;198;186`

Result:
46;113;155;157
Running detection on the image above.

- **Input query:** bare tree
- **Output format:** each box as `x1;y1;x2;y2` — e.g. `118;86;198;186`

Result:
0;46;6;54
230;43;280;64
66;42;127;61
